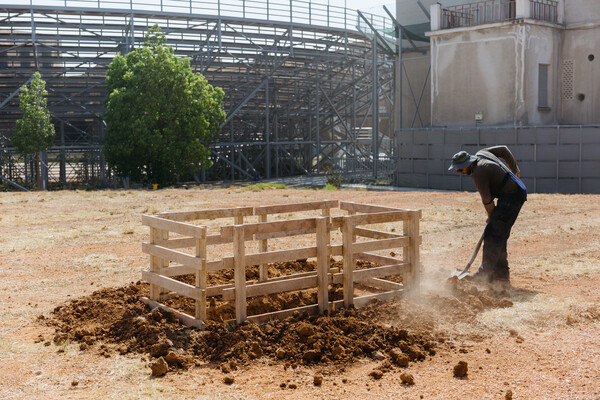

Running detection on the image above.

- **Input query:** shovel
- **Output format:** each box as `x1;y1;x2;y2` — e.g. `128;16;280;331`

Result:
450;230;485;280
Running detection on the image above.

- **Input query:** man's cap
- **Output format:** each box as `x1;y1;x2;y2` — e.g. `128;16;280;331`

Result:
448;150;477;170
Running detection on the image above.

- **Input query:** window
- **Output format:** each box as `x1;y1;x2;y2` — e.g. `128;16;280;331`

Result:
538;64;550;110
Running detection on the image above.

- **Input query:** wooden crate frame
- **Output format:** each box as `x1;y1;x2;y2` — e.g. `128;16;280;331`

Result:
140;200;421;328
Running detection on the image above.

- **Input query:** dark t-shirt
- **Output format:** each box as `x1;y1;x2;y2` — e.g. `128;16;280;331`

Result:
472;146;520;205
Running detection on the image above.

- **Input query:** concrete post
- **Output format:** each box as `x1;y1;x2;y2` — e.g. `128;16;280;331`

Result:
515;0;531;19
430;4;441;31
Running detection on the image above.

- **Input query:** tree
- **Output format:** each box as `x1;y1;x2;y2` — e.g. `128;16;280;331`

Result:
103;25;226;186
12;72;56;189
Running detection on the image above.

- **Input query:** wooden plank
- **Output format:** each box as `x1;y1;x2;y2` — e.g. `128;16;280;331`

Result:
356;252;399;265
359;277;404;291
154;232;254;248
352;290;404;308
354;227;404;239
195;237;207;322
142;271;205;301
352;237;410;253
142;214;207;238
254;200;339;215
406;212;421;291
340;201;401;213
330;244;343;257
246;304;320;324
140;297;203;329
149;228;160;301
330;289;404;310
142;242;205;269
316;217;329;314
156;207;254;222
254;228;316;240
221;217;318;238
233;225;247;324
332;211;417;227
353;263;409;281
244;247;317;267
258;214;268;282
159;264;194;277
342;218;354;308
223;275;318;298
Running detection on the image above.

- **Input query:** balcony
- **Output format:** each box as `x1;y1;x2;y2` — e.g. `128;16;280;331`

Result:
437;0;558;30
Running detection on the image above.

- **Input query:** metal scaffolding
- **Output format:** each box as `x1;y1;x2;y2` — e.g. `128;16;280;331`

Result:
0;0;399;188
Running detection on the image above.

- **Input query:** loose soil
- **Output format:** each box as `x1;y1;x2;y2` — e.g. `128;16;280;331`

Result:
1;186;600;399
45;260;514;374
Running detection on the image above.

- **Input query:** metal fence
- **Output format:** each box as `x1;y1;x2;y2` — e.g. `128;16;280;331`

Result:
440;0;558;29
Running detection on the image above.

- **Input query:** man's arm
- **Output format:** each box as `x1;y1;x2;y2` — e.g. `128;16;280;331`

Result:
485;146;520;175
484;201;495;222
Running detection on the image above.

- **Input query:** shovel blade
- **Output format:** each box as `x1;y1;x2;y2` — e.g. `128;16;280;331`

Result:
450;269;471;280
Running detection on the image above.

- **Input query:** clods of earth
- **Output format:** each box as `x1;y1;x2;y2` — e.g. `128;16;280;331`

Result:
41;260;514;376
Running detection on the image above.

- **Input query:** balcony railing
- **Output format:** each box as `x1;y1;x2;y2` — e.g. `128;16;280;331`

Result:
530;0;558;24
440;0;558;29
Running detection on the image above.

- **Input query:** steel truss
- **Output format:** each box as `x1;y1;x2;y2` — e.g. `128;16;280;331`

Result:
0;0;398;187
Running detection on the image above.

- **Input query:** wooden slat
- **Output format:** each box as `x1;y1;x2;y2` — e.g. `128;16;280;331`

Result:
353;263;409;281
340;201;401;213
233;225;247;324
142;271;205;301
223;275;318;298
221;217;318;238
342;219;354;308
330;244;343;257
332;210;418;227
258;214;268;282
244;247;317;266
352;290;404;308
359;277;404;291
156;207;254;222
155;237;196;249
195;237;207;322
246;304;320;324
142;242;205;269
352;237;410;253
142;214;207;238
354;227;404;239
254;228;316;240
140;297;203;329
316;217;329;314
159;264;194;277
356;252;399;265
253;200;338;215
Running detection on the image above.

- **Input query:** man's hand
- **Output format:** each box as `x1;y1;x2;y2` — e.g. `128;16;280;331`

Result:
516;171;521;178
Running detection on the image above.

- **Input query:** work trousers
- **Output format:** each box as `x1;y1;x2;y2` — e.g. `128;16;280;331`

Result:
480;190;526;281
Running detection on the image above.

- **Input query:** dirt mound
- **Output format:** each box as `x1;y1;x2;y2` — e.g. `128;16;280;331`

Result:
44;261;514;375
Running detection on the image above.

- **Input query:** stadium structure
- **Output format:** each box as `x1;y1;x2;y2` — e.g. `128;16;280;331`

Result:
1;0;427;189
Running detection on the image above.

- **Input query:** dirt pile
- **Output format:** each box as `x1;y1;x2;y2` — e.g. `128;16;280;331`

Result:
44;261;514;375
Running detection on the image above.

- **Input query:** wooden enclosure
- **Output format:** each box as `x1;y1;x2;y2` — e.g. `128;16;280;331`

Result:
140;200;421;328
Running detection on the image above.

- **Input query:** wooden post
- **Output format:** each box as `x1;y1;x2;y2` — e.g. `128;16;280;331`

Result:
316;217;330;313
149;227;165;301
403;211;421;292
409;211;421;292
195;229;207;323
233;224;247;324
259;214;268;281
342;218;354;308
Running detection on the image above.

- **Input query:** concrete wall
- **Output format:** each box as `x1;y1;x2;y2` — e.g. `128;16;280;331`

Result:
395;126;600;194
564;0;600;25
401;50;431;128
560;15;600;124
429;21;562;127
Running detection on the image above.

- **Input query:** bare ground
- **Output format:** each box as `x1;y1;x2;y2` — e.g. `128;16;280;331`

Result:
1;185;599;399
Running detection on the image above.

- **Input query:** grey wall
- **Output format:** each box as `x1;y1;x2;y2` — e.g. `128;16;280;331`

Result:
395;126;600;194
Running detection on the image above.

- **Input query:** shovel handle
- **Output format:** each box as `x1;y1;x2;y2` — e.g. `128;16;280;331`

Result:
460;230;485;274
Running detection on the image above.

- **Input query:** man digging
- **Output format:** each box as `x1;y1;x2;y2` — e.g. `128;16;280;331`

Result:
449;146;527;285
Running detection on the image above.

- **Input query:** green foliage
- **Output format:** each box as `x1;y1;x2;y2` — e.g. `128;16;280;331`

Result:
103;25;226;185
242;182;287;192
12;72;55;156
322;183;339;191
